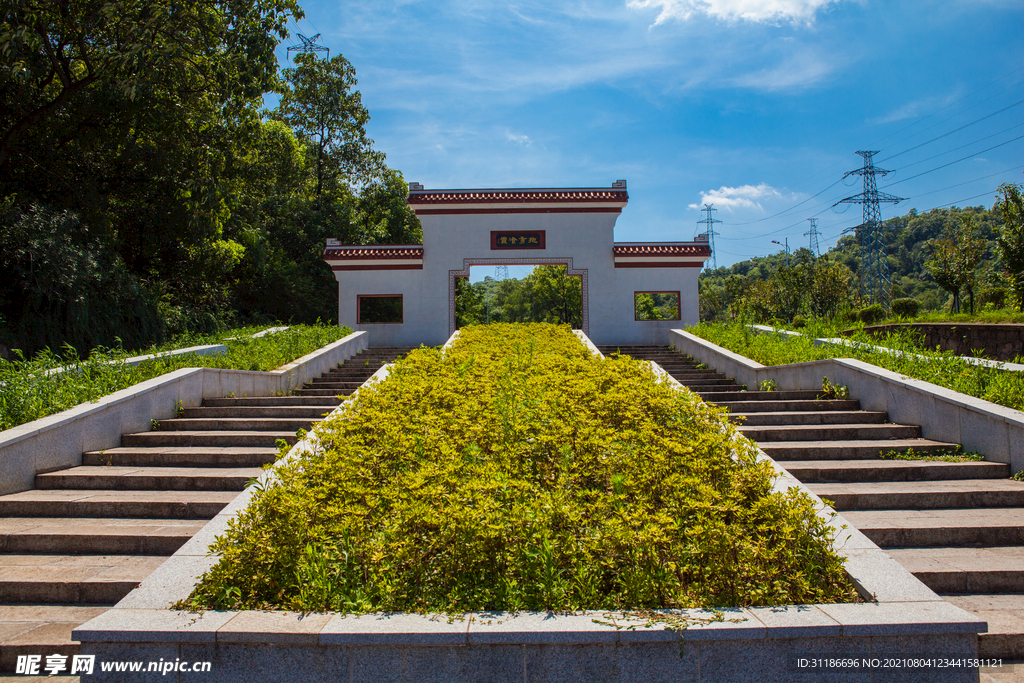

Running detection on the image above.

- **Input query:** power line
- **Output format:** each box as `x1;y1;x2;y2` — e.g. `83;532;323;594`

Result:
870;66;1024;151
889;121;1024;172
878;99;1023;163
881;134;1024;189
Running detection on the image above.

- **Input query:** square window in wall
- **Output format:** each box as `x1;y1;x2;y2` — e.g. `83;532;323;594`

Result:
634;292;680;321
358;295;403;324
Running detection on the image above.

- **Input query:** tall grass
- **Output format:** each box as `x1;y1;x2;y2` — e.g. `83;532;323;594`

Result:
0;324;351;431
689;320;1024;412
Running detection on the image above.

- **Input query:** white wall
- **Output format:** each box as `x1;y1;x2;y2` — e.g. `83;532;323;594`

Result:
333;210;703;347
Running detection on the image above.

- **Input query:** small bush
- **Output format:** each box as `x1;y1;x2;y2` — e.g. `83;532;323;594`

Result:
890;298;920;318
857;304;886;325
791;315;807;329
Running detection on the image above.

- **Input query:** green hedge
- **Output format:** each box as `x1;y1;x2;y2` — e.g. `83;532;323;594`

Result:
185;323;854;613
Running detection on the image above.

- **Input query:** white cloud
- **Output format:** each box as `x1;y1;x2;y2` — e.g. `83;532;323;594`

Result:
506;131;532;146
868;91;960;125
627;0;841;25
688;183;784;210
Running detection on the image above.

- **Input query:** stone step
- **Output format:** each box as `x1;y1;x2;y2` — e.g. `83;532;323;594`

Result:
295;388;354;397
83;446;277;468
942;594;1024;658
680;384;743;392
0;605;108;672
0;490;233;519
739;423;920;442
844;508;1024;547
808;479;1024;510
659;371;725;379
121;430;298;448
154;417;317;432
35;466;261;491
778;459;1010;483
717;399;862;413
0;518;204;554
665;377;732;386
758;438;958;461
0;555;164;604
309;378;367;386
696;390;824;402
886;547;1024;594
202;396;340;407
730;411;888;426
182;406;335;419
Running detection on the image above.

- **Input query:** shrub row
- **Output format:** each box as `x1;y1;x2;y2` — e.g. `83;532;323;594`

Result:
184;323;854;613
689;320;1024;412
0;324;350;432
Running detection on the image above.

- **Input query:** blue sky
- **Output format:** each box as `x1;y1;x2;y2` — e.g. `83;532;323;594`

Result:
277;0;1023;268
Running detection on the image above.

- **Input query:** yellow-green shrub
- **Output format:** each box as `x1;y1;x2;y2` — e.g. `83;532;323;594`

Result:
185;323;854;612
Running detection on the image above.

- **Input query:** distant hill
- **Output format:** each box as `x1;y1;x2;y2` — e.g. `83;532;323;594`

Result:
699;203;1005;315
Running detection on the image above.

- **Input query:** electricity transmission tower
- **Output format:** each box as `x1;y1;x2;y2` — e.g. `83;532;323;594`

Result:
286;33;330;60
804;218;822;257
486;266;509;324
833;151;904;307
697;204;722;269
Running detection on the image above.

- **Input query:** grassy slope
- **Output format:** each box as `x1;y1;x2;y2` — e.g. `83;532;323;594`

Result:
0;324;351;431
689;320;1024;412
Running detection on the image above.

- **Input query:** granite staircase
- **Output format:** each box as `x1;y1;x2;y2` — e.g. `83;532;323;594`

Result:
0;347;410;673
600;344;1024;659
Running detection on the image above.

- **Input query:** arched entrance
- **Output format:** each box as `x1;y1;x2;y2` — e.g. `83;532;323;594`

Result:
449;258;589;336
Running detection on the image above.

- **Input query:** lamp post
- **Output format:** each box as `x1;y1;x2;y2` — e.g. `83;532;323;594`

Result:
771;239;790;268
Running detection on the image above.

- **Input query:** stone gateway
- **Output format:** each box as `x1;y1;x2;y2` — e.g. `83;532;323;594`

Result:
324;181;711;346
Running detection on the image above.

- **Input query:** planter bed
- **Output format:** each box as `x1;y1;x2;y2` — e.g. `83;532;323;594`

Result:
73;325;985;682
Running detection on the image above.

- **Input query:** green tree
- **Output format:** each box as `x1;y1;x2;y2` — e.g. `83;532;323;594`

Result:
927;215;985;313
275;53;385;201
996;183;1024;310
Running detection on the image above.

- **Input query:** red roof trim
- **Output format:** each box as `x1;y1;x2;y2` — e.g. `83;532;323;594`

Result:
408;190;628;205
414;207;623;215
614;261;705;268
613;244;712;257
323;246;424;260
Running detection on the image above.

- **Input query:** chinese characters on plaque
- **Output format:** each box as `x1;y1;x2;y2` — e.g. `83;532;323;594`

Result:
490;231;546;250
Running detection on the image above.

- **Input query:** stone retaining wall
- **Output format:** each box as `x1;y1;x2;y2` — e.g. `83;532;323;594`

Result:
854;323;1024;361
671;328;1024;475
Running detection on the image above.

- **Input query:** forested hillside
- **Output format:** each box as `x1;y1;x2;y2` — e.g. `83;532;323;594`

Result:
699;203;1008;321
0;0;419;358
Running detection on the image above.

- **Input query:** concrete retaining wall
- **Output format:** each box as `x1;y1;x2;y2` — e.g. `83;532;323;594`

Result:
671;328;1024;474
73;330;985;682
0;331;369;495
858;322;1024;361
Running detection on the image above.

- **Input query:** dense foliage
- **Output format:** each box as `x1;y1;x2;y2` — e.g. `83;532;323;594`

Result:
689;320;1024;412
185;323;854;613
699;201;1010;323
0;323;349;431
0;2;419;358
456;266;583;328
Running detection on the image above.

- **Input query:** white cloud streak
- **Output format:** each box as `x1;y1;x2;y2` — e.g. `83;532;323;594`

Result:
688;183;784;210
627;0;842;24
